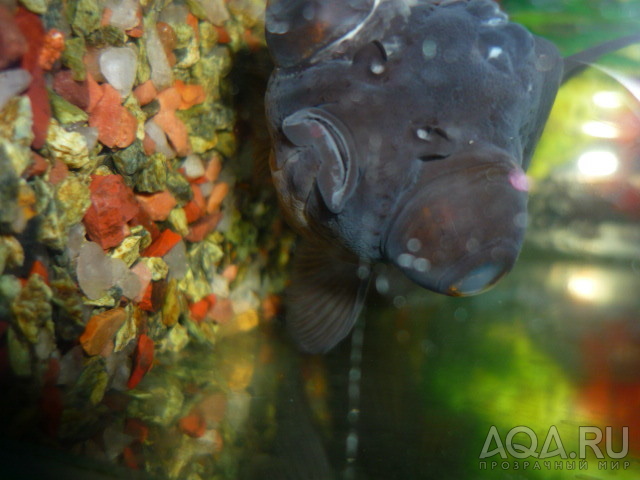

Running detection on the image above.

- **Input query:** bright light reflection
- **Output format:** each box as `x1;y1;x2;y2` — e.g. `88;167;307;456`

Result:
567;274;598;301
581;121;619;139
592;91;623;109
577;150;619;178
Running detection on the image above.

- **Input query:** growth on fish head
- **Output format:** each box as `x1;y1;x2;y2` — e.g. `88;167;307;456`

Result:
266;0;564;296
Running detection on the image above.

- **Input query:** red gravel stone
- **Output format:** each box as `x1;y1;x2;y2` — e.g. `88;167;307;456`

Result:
48;158;69;185
0;6;28;70
185;212;222;243
141;228;181;257
53;70;90;110
15;7;50;149
22;152;49;178
83;175;140;249
127;334;154;389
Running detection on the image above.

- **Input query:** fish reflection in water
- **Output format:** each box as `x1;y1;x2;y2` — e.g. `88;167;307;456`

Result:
264;0;640;353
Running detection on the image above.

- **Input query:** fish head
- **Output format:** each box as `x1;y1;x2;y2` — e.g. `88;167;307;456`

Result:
266;0;563;285
384;143;529;296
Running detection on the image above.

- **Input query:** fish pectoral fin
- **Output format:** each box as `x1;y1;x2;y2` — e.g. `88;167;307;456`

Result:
282;108;358;214
285;239;369;354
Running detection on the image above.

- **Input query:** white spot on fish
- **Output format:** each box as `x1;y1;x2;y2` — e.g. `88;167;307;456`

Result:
487;46;503;59
482;16;507;27
416;128;430;141
413;257;430;272
466;237;480;253
302;4;316;21
422;39;437;60
513;212;527;228
397;253;415;268
370;59;385;75
267;19;289;35
407;237;421;252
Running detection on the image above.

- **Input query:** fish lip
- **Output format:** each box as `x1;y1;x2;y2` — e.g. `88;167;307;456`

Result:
381;145;522;254
436;239;520;296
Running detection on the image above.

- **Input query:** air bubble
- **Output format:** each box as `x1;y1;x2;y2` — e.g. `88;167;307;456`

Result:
375;275;390;294
422;39;437;60
357;264;370;279
393;295;407;309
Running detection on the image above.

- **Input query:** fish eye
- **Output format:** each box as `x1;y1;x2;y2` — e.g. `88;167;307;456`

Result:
415;126;449;141
353;40;388;77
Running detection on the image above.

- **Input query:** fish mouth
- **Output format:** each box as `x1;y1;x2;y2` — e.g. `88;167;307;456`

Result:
383;143;527;296
437;240;519;296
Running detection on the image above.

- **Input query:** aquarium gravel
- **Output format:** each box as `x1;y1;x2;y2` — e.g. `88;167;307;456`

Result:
0;0;294;477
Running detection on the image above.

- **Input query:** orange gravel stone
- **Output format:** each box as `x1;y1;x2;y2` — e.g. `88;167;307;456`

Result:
89;84;137;148
186;13;199;41
142;134;156;155
86;73;103;113
156;87;182;111
153;110;190;156
204;155;222;182
38;29;65;70
221;264;237;283
209;297;234;324
29;260;49;284
79;308;127;356
175;80;206;109
206;182;229;213
135;190;177;222
214;25;230;44
179;413;206;438
133;80;158;106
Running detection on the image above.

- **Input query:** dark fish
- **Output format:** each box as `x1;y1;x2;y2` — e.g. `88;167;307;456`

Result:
264;0;640;353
